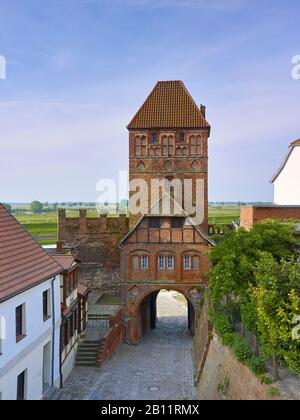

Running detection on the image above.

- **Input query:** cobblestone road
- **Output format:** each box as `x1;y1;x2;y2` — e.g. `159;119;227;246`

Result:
62;291;196;400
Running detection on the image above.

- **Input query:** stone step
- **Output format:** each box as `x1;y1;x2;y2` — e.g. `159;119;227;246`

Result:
75;361;98;367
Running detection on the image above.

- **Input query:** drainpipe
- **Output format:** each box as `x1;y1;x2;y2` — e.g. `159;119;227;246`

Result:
51;276;56;387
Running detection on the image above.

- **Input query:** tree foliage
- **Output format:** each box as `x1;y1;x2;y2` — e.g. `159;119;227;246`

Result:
254;254;300;375
30;200;44;213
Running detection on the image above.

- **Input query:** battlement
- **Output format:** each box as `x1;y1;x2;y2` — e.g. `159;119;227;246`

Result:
58;209;129;244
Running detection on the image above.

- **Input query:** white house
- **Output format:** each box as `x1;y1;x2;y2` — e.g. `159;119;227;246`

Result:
0;204;63;400
271;139;300;205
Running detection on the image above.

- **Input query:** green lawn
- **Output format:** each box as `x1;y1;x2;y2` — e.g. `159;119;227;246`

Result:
14;206;240;245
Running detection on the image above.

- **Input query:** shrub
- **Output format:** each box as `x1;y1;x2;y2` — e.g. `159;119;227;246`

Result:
230;334;252;362
247;356;266;375
211;311;233;336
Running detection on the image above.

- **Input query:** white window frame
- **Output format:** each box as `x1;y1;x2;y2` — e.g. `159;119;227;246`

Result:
141;255;149;270
184;256;191;270
158;256;165;270
167;256;174;270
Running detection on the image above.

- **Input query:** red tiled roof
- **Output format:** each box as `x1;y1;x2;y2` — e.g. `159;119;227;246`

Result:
0;204;63;302
127;81;209;129
52;254;76;271
77;282;89;296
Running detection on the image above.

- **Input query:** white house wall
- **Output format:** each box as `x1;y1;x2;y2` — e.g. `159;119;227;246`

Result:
0;275;61;400
274;146;300;205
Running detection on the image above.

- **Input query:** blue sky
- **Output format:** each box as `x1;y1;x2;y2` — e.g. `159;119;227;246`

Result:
0;0;300;202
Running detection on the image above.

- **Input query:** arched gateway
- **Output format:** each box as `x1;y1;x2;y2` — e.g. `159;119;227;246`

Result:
123;284;201;345
120;81;212;344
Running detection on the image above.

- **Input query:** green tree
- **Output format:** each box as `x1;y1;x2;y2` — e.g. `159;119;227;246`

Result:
30;200;44;213
254;253;300;376
209;221;297;305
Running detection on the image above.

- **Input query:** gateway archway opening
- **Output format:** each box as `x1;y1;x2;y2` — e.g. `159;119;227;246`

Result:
138;289;195;341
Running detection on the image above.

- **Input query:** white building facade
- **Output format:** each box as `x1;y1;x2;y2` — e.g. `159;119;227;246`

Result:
0;203;63;400
271;140;300;205
0;277;61;400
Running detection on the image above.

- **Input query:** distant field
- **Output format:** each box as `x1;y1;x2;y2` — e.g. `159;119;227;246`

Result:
15;206;240;245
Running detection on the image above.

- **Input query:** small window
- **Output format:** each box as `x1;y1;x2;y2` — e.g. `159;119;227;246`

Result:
149;217;160;228
141;136;147;156
141;255;149;269
16;304;25;341
17;370;26;401
171;218;185;228
158;256;165;270
132;255;139;271
152;133;158;144
167;256;175;270
184;256;191;270
179;132;185;142
43;290;51;321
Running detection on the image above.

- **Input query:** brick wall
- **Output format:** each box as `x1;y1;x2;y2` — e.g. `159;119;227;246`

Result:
196;334;283;400
240;205;300;230
193;299;212;382
97;309;123;366
58;210;129;291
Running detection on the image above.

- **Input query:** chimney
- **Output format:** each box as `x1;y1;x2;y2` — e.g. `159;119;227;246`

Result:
56;241;64;253
200;104;206;118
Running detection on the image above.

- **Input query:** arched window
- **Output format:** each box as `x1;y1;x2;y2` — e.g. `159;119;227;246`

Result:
162;136;168;156
182;147;188;156
155;147;160;156
196;135;202;155
162;135;174;156
176;147;182;156
149;147;155;156
152;133;158;144
190;135;202;156
141;136;147;156
135;136;141;156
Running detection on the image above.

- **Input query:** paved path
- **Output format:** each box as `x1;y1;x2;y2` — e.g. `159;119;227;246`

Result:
62;291;196;400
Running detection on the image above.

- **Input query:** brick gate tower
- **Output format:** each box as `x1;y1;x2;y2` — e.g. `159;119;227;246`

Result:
120;81;212;344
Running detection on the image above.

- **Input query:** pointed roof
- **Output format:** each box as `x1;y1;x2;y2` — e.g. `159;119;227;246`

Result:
120;193;213;246
271;139;300;183
127;81;210;129
0;204;63;302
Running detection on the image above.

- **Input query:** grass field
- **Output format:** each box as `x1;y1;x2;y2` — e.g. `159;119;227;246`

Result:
15;206;240;245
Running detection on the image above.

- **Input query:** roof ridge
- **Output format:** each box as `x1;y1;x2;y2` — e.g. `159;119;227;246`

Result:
127;80;210;130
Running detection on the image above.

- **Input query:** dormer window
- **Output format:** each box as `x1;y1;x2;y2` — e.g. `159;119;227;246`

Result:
152;133;158;144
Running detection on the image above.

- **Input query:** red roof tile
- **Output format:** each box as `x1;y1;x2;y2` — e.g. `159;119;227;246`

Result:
0;204;63;302
127;81;209;129
77;283;89;296
52;254;76;271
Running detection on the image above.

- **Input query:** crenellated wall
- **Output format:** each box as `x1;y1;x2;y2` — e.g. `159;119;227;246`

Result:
58;210;129;292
